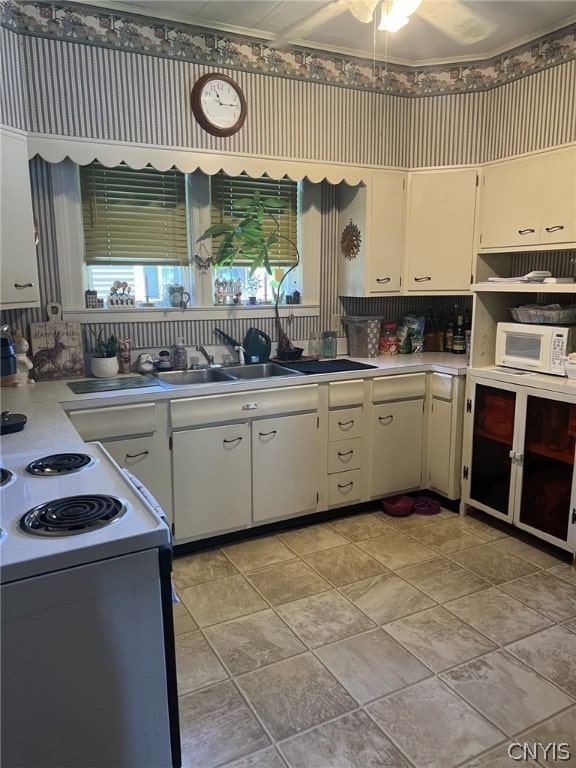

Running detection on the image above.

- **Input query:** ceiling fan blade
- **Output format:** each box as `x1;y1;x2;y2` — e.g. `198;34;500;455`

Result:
346;0;380;24
273;0;349;44
417;0;497;45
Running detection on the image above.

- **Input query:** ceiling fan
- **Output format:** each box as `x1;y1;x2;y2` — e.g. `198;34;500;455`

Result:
277;0;497;46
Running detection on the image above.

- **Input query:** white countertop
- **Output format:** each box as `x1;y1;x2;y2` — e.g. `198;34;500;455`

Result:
0;353;467;457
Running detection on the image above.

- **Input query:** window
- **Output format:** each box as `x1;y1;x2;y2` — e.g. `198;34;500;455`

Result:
53;156;321;315
79;162;190;308
210;172;301;305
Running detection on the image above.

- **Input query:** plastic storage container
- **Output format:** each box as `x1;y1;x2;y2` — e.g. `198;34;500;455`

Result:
341;316;383;358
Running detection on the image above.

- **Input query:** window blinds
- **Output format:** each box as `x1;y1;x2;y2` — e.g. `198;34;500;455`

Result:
210;172;298;267
80;162;188;266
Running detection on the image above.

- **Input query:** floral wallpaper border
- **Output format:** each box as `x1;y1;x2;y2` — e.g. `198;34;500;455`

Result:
1;0;575;96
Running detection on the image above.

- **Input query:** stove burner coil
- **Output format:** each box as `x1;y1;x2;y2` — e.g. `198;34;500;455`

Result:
19;495;127;536
1;467;15;487
25;453;95;476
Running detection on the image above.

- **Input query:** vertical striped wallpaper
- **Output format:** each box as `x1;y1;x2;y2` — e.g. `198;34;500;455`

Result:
1;25;575;353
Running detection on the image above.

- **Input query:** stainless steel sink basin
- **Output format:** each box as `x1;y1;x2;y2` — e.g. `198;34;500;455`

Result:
151;368;236;386
223;363;305;380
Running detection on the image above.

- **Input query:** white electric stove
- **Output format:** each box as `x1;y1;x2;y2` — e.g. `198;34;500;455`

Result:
0;443;181;768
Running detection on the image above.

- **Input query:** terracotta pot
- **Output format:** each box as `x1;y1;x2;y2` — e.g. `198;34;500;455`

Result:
90;355;119;378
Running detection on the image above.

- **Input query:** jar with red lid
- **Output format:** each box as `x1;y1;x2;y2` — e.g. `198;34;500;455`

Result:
379;323;398;356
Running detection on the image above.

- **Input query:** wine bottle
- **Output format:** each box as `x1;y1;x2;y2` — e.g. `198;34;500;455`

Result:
444;311;454;352
452;314;466;354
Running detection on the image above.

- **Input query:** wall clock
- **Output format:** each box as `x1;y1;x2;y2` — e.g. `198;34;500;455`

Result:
191;73;247;137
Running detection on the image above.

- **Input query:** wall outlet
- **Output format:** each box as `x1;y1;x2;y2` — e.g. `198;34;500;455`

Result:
331;314;341;333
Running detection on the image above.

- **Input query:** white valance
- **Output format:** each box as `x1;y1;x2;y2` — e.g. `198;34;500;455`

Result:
26;133;369;185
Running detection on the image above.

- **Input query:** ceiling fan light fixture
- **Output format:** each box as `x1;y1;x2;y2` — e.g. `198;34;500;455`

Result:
378;12;409;32
377;0;421;32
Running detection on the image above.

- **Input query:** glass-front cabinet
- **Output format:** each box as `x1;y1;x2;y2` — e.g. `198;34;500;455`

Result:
462;376;576;552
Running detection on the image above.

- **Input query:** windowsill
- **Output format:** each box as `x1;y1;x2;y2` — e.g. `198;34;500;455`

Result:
62;304;320;323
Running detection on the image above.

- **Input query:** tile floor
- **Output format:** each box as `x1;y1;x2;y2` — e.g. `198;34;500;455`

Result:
171;506;576;768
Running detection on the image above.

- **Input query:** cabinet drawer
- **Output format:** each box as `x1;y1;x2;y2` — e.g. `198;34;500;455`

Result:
372;373;425;403
430;373;453;401
171;384;318;428
329;380;364;407
328;407;363;441
328;470;362;506
69;403;157;440
328;438;362;473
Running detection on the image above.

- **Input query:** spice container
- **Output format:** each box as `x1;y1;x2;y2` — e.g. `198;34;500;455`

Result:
379;323;398;356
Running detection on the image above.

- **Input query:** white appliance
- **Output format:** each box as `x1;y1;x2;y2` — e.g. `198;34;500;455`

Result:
0;443;181;768
495;322;576;376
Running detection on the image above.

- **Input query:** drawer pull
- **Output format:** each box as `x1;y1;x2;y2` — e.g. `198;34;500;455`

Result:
378;414;394;424
375;277;391;284
338;419;355;428
544;224;564;232
337;481;354;490
258;430;277;438
242;403;259;410
125;450;149;459
413;276;431;282
223;437;243;445
337;450;354;458
518;228;535;235
14;282;34;289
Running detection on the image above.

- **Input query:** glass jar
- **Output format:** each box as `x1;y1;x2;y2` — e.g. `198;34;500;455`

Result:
379;323;398;356
173;338;188;370
321;331;337;359
308;331;322;358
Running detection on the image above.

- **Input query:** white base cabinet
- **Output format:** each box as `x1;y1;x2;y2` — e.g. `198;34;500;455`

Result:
370;374;425;498
461;374;576;553
426;373;465;500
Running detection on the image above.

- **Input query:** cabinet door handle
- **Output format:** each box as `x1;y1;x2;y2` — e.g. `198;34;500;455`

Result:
258;430;277;438
545;225;564;232
518;228;535;235
338;419;355;428
14;282;34;289
337;481;354;490
375;277;391;284
378;414;394;424
337;450;354;458
125;450;149;459
223;437;243;445
242;403;259;410
413;276;431;282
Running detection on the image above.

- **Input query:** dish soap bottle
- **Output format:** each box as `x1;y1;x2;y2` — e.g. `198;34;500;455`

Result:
173;338;188;371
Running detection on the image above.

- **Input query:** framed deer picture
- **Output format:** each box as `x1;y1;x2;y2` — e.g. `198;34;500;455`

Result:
30;303;85;381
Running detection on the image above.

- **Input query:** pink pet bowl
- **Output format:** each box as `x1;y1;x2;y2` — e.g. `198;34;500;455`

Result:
381;495;414;517
413;496;441;515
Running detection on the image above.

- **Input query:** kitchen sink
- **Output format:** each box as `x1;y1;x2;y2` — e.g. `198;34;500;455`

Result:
151;368;236;386
223;363;306;380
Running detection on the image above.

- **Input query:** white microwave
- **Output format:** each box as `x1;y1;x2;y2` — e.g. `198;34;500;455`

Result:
495;322;576;376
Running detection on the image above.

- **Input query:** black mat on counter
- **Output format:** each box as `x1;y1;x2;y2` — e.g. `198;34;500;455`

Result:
278;359;378;374
67;376;160;394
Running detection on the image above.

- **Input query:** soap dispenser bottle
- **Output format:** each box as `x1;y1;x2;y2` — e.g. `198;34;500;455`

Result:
173;338;188;371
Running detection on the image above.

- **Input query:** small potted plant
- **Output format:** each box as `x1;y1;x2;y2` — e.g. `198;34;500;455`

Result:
90;328;119;378
246;276;261;305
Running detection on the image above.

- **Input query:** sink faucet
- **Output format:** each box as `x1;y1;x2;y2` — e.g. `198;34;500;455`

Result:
234;345;246;365
196;345;214;366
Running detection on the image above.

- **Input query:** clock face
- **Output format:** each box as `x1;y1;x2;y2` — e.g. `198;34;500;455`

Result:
191;73;247;137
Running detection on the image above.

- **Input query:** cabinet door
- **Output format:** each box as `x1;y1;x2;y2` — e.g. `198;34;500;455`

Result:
540;147;576;245
338;171;405;297
479;155;545;248
0;129;40;308
428;398;452;497
172;424;251;540
252;413;318;522
467;383;517;520
405;168;477;292
371;400;423;497
514;394;576;550
99;436;173;523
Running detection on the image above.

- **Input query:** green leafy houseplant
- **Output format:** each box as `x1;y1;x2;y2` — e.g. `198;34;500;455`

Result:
91;328;119;358
198;191;299;354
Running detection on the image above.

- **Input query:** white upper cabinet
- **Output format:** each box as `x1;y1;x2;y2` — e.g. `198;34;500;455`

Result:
404;168;478;293
0;127;40;308
479;146;576;250
338;170;406;297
